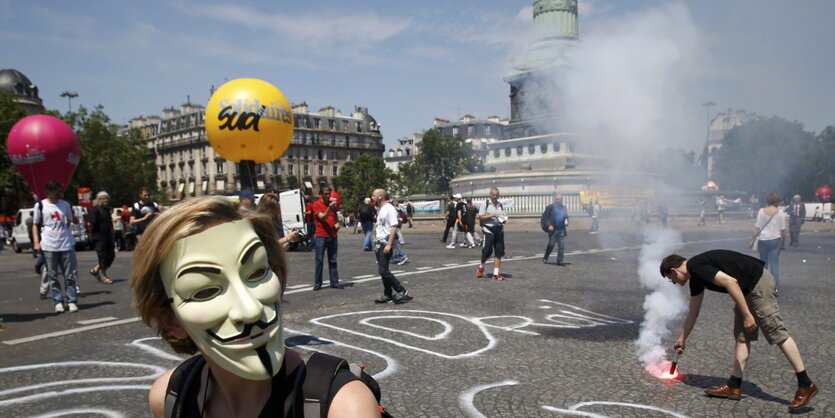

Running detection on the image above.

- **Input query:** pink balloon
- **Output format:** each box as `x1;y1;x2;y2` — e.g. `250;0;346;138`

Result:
7;115;80;199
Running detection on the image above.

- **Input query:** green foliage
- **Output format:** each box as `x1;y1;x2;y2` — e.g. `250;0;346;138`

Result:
393;129;478;195
712;117;815;198
333;155;393;210
0;92;33;215
791;125;835;199
62;105;157;206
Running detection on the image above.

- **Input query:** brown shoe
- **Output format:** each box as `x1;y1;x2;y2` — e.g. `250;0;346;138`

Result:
704;384;741;400
788;383;818;412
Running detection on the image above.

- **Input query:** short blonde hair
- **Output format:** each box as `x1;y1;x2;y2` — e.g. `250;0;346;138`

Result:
130;197;287;354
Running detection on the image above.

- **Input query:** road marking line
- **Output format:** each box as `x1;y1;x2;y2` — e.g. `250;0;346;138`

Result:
2;235;749;344
352;274;376;279
443;263;460;267
286;284;309;290
391;270;405;274
2;318;141;346
77;317;119;325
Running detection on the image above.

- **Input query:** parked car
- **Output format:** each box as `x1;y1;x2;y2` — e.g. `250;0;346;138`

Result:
11;207;34;253
71;205;90;251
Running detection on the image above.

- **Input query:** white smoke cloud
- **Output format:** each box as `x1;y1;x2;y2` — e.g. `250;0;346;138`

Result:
634;226;687;376
521;2;708;169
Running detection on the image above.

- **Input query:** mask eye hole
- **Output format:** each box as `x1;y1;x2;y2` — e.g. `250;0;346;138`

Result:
191;286;222;301
247;267;271;283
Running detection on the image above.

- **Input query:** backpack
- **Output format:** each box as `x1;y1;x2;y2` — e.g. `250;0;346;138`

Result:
163;351;393;418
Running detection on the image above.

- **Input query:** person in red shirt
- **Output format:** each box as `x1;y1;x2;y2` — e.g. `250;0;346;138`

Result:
311;186;347;290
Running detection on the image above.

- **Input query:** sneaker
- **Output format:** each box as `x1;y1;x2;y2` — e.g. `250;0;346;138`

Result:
446;244;455;249
68;303;78;313
54;303;65;313
458;243;467;247
374;295;394;304
396;256;408;265
476;266;485;278
495;273;505;281
393;290;412;304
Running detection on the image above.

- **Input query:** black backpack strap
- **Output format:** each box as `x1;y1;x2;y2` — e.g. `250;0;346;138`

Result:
301;351;350;418
301;351;392;418
163;354;205;418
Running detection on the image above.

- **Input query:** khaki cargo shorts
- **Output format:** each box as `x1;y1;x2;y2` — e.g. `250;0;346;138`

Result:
733;269;791;345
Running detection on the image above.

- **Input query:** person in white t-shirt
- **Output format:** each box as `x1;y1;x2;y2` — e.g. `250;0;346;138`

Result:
371;188;412;305
748;192;787;293
32;181;80;313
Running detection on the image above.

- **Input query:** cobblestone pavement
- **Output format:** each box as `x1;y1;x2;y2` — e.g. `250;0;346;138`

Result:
1;219;832;417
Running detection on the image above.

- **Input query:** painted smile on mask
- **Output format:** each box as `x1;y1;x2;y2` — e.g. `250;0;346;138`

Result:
206;302;279;345
161;220;286;379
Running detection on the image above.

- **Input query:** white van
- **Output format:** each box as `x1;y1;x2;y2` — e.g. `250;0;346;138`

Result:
279;189;309;250
11;207;34;253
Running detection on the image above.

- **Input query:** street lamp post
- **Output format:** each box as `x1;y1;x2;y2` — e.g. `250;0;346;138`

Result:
60;91;78;113
701;101;716;178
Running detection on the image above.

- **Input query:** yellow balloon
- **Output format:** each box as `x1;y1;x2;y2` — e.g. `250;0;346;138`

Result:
205;78;294;163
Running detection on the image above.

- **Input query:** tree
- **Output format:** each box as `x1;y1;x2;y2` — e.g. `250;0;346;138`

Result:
0;92;33;216
791;125;835;199
333;155;393;211
712;117;814;197
62;105;157;206
393;129;478;195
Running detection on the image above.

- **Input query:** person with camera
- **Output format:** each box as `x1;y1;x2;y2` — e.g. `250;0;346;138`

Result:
476;187;507;280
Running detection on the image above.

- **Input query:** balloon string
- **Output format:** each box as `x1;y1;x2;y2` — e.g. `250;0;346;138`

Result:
25;144;40;199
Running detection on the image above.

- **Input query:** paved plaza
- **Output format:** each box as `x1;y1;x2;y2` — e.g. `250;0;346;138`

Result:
1;218;833;417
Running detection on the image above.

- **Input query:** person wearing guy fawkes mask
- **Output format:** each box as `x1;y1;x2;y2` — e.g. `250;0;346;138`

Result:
131;197;381;417
476;187;508;280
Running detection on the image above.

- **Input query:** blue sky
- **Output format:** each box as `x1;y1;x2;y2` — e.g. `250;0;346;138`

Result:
3;0;834;150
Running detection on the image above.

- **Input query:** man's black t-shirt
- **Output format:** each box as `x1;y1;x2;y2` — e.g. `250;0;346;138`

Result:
131;201;158;235
687;249;765;296
357;203;375;223
455;201;466;220
446;201;457;223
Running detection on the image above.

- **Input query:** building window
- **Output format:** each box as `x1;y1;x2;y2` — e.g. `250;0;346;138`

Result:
255;164;263;174
318;150;324;160
332;150;338;160
286;148;294;159
273;161;281;174
201;161;207;175
318;165;324;176
342;120;349;132
452;127;459;136
516;146;523;156
528;145;535;154
467;125;474;136
485;125;491;136
328;119;335;130
216;160;225;174
303;149;309;160
303;165;309;176
332;166;338;176
540;144;548;154
234;163;240;174
553;143;561;152
288;164;294;175
314;118;320;129
331;135;336;145
504;147;511;157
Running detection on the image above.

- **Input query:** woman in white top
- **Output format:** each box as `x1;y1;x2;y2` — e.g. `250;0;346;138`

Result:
748;192;788;292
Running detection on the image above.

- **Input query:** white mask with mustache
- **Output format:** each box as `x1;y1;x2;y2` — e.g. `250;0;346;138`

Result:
161;220;284;380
